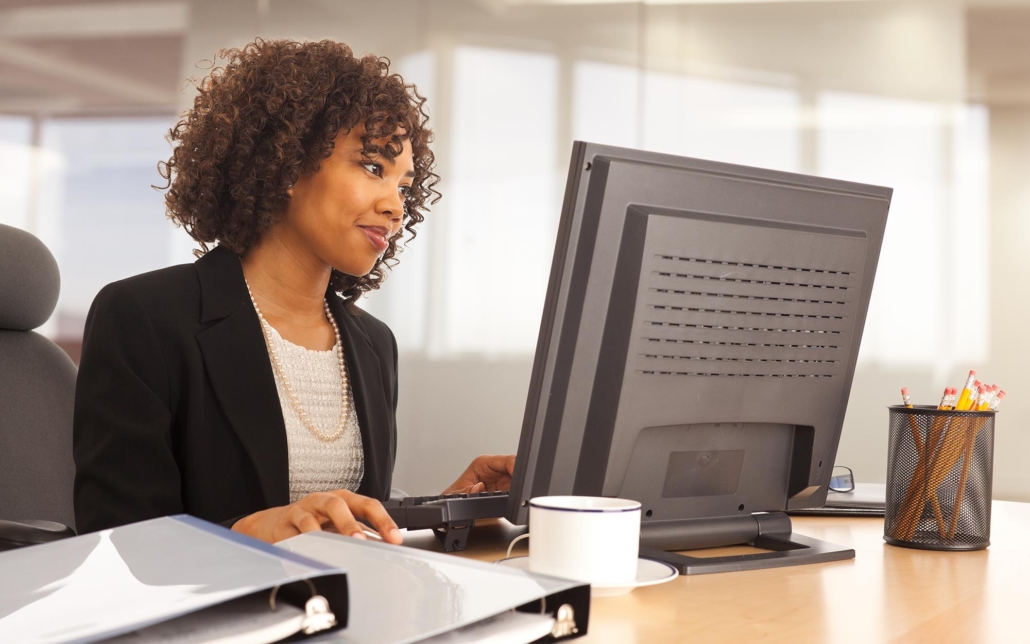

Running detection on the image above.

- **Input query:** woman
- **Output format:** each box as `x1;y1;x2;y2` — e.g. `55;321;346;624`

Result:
73;39;513;544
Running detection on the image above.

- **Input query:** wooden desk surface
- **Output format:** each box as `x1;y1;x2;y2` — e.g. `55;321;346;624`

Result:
401;501;1030;643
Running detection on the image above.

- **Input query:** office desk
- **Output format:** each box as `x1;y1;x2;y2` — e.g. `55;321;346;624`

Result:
403;500;1030;643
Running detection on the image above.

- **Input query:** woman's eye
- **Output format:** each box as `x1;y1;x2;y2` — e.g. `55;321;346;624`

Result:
399;185;412;197
362;162;383;176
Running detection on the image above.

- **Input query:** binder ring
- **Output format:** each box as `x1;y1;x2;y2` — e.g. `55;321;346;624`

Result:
268;578;318;611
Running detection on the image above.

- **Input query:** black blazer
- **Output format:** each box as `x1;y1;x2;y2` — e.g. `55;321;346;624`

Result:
73;246;398;534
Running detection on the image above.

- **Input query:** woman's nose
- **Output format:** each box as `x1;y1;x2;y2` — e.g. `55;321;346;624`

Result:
374;191;405;238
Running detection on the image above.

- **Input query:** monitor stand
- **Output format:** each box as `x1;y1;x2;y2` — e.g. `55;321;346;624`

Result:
638;512;854;576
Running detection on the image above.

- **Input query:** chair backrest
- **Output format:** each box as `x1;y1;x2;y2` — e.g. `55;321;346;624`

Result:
0;223;77;531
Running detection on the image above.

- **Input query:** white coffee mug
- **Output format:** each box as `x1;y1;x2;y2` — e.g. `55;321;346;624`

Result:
522;496;641;586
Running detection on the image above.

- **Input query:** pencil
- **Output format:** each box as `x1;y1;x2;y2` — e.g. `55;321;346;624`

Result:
955;370;977;411
920;386;983;538
894;388;953;538
947;385;992;538
992;390;1006;411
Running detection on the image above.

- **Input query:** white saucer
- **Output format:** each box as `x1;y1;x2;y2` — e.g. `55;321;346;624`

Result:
493;556;679;597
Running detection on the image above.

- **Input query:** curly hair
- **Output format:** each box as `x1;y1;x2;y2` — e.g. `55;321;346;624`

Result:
157;38;439;305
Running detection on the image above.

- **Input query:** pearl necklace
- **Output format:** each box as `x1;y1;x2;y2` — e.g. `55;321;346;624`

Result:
244;277;350;443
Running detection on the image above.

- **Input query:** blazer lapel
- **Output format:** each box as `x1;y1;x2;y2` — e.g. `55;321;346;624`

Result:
330;295;392;501
195;247;290;508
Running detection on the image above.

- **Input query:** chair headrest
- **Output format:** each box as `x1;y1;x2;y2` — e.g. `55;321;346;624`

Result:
0;223;60;331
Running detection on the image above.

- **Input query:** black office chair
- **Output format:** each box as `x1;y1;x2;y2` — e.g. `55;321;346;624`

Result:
0;223;77;550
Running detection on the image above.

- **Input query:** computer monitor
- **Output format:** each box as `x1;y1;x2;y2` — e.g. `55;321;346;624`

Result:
505;142;891;574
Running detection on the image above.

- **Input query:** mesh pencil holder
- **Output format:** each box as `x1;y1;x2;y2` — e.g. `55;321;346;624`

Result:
884;406;995;550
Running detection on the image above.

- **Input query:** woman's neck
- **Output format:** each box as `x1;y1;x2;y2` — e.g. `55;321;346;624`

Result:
240;230;333;328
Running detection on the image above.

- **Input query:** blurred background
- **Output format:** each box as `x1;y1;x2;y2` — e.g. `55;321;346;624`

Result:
0;0;1025;499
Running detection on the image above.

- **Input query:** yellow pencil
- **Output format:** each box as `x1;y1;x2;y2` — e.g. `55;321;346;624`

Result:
978;385;998;411
992;390;1006;411
955;370;977;410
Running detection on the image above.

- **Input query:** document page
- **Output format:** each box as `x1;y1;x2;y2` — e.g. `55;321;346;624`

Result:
419;611;556;644
106;592;305;644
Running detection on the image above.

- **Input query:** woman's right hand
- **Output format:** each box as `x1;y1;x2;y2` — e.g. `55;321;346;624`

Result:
231;489;403;545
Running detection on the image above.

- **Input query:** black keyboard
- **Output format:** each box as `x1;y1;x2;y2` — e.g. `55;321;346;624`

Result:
384;491;509;552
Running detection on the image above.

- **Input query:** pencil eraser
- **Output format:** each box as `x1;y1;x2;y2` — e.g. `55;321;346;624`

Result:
998;390;1007;399
973;380;982;388
901;387;909;395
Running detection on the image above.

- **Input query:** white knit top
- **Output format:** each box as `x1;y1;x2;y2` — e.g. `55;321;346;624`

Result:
261;323;365;503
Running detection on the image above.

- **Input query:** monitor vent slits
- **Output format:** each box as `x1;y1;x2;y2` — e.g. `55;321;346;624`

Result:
637;253;855;379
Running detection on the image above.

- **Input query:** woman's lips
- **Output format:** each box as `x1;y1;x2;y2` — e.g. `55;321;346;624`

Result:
360;226;389;252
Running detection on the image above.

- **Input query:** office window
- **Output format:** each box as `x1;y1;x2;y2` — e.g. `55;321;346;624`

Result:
817;92;989;367
948;105;990;364
0;116;33;231
437;46;560;356
642;71;801;173
573;60;639;148
36;117;176;340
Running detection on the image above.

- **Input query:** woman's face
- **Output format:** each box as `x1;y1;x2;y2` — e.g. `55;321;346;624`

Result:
281;124;414;277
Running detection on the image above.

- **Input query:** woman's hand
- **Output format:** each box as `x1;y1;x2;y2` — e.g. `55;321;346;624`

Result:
232;490;403;545
442;454;516;495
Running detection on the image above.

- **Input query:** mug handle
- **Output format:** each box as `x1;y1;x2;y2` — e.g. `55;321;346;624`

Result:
506;532;530;559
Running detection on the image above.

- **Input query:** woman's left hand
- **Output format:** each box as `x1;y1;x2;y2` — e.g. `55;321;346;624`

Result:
442;454;516;495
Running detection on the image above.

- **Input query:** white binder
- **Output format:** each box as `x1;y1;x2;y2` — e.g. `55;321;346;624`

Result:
0;515;349;644
277;531;590;643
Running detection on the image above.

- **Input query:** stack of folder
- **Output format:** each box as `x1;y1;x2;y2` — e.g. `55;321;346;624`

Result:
0;516;590;643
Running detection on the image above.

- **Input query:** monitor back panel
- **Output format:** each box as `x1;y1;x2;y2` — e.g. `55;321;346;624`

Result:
509;143;891;525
